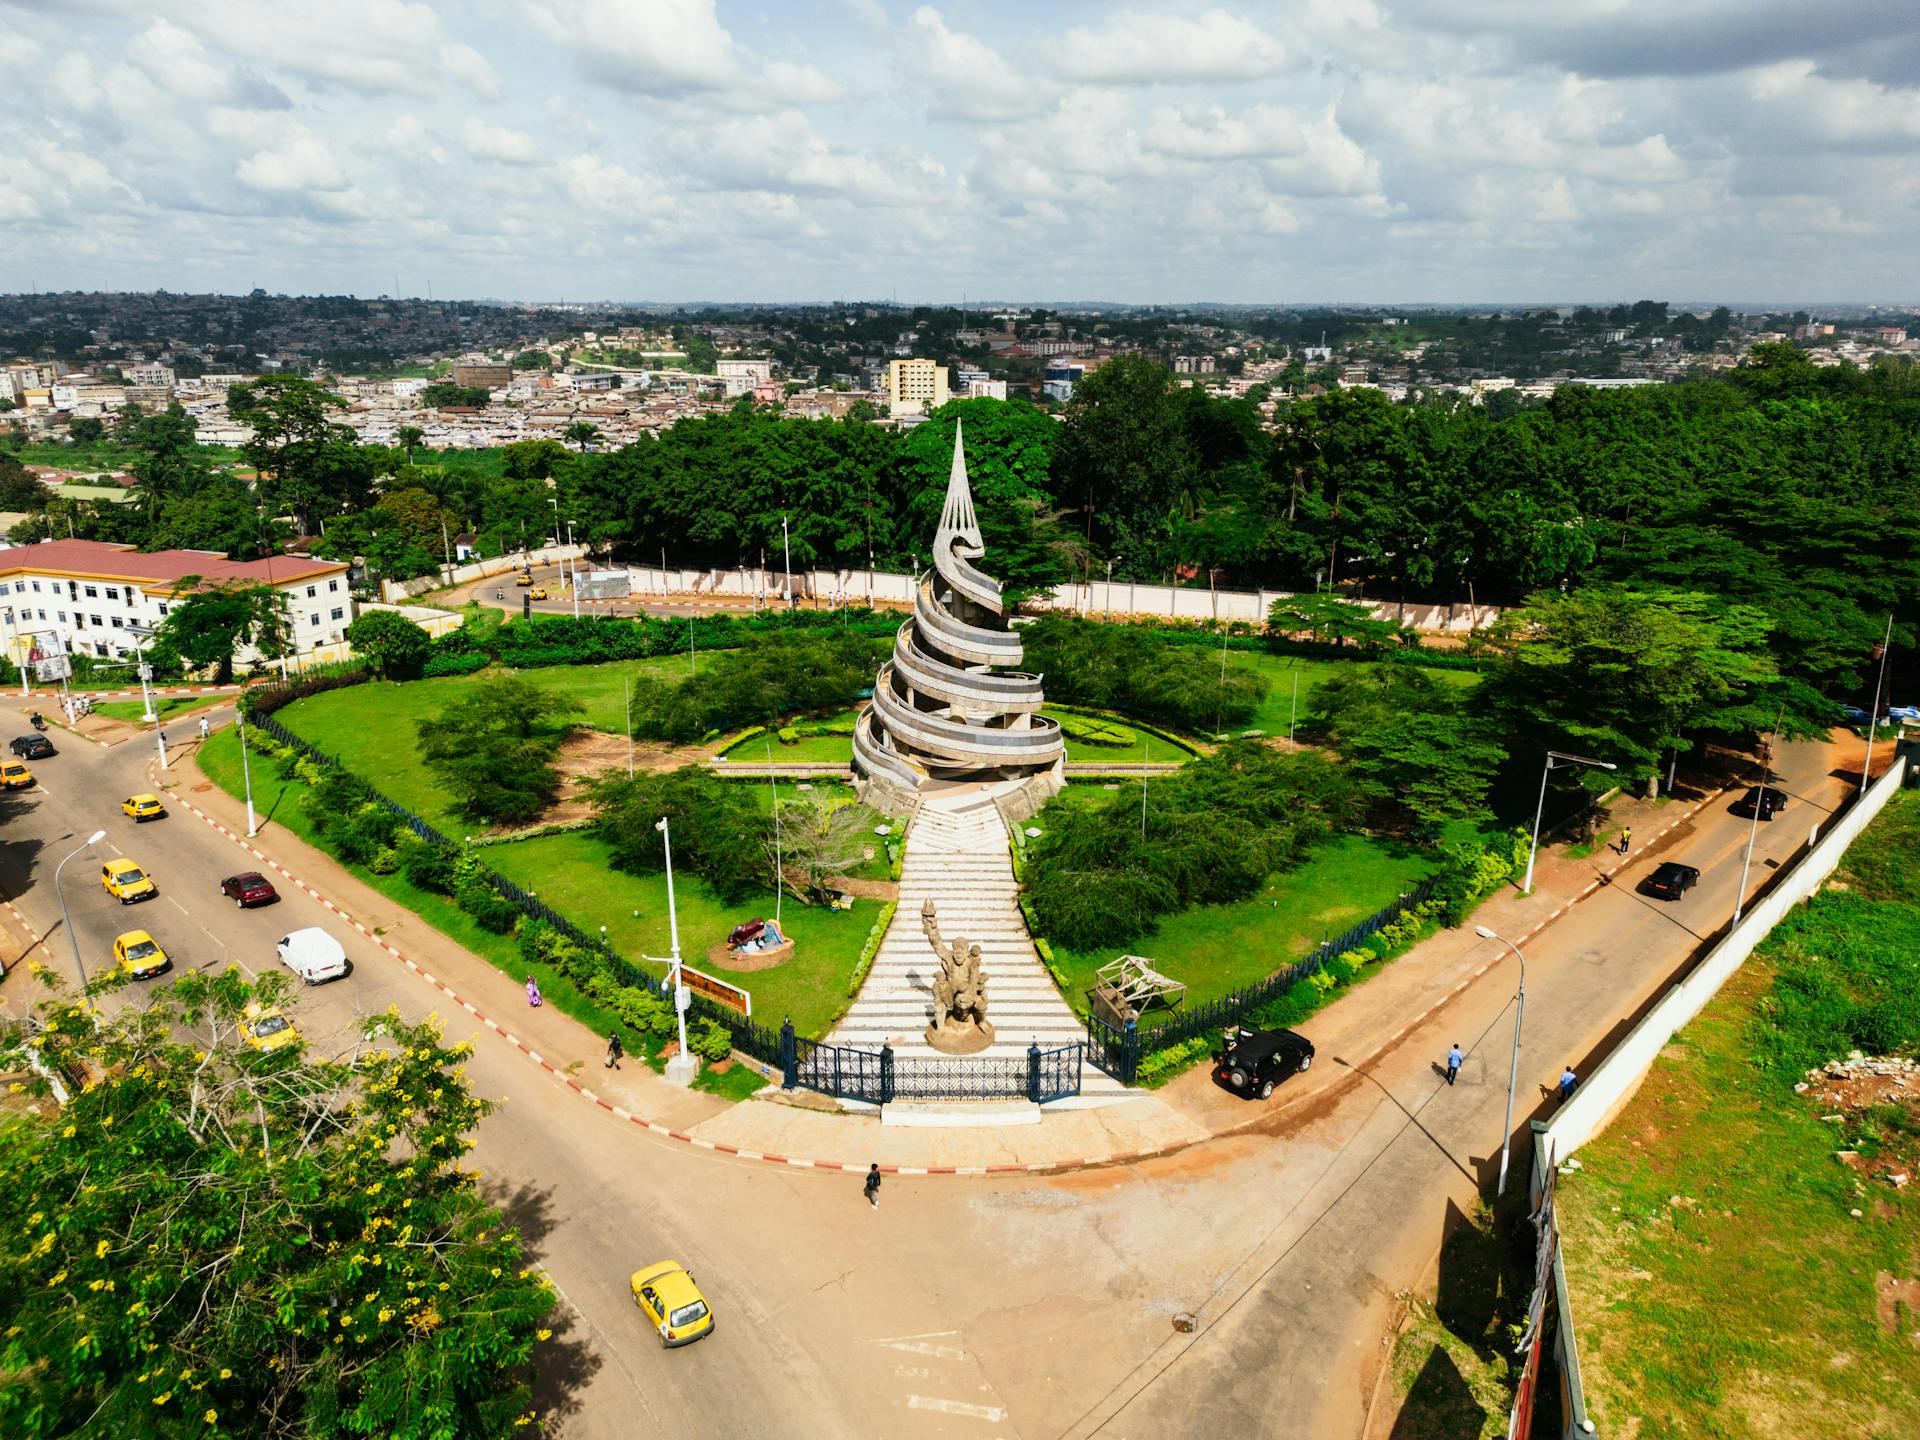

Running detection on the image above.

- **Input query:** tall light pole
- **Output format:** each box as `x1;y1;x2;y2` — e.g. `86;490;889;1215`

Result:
1522;750;1618;893
56;829;108;990
128;627;167;771
1861;613;1895;795
565;520;580;619
238;703;259;837
1105;557;1118;623
1734;703;1788;924
655;816;697;1086
1475;925;1528;1195
781;514;792;607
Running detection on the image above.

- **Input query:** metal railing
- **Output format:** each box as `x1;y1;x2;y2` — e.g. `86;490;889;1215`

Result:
1086;875;1439;1084
779;1026;1084;1104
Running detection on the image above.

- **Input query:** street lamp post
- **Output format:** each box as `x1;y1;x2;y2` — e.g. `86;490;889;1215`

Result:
238;703;259;837
1734;703;1788;925
565;520;580;619
1475;925;1528;1195
56;829;109;989
1861;612;1895;796
1522;751;1619;893
655;816;697;1086
127;627;166;771
781;514;792;607
1105;557;1119;623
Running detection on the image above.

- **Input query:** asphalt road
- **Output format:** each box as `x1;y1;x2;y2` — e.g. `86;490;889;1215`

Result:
0;707;1858;1438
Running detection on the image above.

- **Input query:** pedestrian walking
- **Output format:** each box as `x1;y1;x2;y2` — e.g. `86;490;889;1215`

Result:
1558;1064;1578;1104
525;975;543;1008
198;716;210;740
863;1163;882;1209
1446;1043;1463;1086
605;1030;624;1069
1617;826;1632;856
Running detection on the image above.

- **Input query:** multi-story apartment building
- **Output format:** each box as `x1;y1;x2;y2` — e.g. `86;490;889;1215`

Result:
0;539;354;671
885;358;949;417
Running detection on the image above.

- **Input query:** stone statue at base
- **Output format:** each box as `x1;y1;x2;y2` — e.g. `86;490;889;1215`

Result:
920;898;994;1055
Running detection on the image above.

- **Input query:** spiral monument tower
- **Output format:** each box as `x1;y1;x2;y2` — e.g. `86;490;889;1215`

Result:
853;421;1065;815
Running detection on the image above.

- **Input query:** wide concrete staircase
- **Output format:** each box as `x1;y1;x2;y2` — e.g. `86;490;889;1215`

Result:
827;789;1128;1107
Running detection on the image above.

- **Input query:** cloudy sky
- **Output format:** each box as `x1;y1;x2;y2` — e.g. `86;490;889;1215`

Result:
2;0;1915;304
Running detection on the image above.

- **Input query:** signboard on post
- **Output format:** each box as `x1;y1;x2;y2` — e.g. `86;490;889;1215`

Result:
33;654;72;683
679;963;752;1018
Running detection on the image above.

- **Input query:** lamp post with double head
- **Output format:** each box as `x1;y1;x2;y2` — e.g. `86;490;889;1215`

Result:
56;829;109;990
1522;751;1618;893
1475;925;1528;1195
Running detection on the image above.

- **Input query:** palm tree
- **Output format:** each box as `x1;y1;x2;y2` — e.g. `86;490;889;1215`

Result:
564;421;601;454
396;424;425;467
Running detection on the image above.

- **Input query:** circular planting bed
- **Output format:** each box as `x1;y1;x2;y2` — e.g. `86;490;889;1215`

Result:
706;936;796;972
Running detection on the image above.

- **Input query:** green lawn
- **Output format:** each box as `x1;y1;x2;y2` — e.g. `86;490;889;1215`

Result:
717;704;1197;766
1234;651;1480;739
93;695;220;724
483;830;874;1037
271;658;701;830
1042;831;1437;1012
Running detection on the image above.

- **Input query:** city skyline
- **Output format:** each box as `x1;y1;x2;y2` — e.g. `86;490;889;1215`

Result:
1;1;1916;304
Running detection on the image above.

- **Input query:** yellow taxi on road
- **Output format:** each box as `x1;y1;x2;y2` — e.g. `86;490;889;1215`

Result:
239;1002;300;1053
0;759;34;789
114;930;171;980
102;858;157;903
528;587;549;600
514;572;534;587
122;793;166;821
630;1261;714;1348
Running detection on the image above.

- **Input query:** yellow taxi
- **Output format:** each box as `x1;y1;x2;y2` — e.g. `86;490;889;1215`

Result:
113;930;171;980
122;793;166;821
528;587;549;600
239;1002;300;1053
514;572;534;587
629;1261;714;1348
0;759;34;789
102;858;157;904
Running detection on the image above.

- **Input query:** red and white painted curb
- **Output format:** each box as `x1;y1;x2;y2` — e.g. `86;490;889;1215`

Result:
154;757;1730;1179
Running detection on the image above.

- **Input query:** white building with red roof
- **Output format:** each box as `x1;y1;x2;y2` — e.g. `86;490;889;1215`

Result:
0;539;354;672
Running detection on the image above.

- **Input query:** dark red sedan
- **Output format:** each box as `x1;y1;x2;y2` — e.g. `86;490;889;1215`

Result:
220;871;279;908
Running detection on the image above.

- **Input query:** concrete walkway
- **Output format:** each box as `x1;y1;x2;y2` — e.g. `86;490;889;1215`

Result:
825;789;1130;1103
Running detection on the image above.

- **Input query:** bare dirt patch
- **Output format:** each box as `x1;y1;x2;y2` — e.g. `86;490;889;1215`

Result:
1876;1270;1920;1341
490;729;716;833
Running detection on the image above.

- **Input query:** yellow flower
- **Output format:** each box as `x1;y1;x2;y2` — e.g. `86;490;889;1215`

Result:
205;1410;218;1424
377;1308;393;1322
7;1082;21;1093
95;1240;111;1258
61;1126;75;1138
218;1369;232;1380
153;1392;171;1405
535;1328;552;1341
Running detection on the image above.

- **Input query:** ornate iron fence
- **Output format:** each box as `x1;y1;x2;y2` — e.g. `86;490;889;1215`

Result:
1086;875;1439;1084
778;1026;1084;1104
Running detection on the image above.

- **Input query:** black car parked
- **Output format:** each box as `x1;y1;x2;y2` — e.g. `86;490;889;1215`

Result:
1213;1026;1315;1100
1638;861;1701;901
9;734;54;759
1730;785;1788;820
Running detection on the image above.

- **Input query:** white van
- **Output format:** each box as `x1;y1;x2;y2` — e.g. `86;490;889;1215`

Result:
276;927;349;984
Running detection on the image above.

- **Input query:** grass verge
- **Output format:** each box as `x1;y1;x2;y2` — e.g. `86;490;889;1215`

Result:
93;696;220;724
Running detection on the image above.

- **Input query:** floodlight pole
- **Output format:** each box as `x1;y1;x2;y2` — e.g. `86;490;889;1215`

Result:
656;816;696;1086
1734;703;1787;924
238;703;258;837
56;829;108;990
1522;750;1618;893
1861;612;1894;795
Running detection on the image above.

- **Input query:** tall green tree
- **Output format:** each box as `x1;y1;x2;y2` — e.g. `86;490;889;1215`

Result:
126;403;208;524
0;967;556;1439
417;674;582;825
1050;356;1198;562
233;375;368;535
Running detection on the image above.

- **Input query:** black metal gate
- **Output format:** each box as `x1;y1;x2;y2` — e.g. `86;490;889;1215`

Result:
780;1025;1083;1104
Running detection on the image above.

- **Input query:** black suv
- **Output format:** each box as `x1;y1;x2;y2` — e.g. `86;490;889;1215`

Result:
1730;785;1788;820
1214;1026;1315;1100
9;735;54;760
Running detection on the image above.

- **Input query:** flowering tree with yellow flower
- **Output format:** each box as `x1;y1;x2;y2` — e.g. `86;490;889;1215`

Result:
0;966;557;1437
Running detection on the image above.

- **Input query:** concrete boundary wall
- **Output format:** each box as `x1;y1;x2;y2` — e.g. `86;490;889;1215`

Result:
618;563;1504;634
383;544;583;602
1548;756;1908;1158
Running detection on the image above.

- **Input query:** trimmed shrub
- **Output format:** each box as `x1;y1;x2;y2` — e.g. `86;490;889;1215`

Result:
692;1016;734;1063
399;836;461;895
